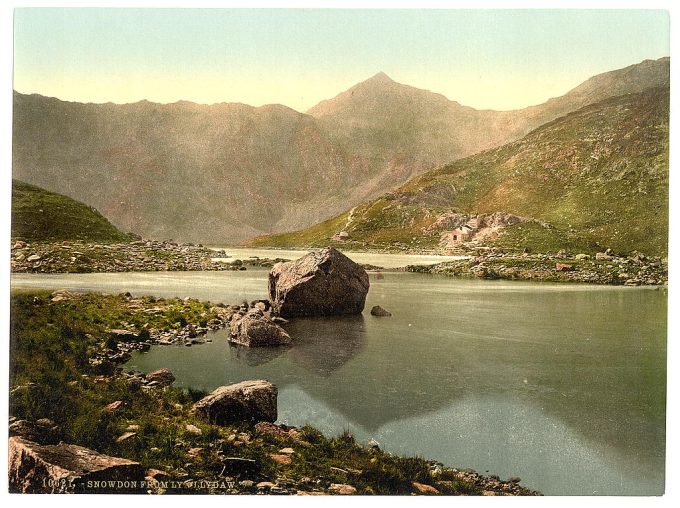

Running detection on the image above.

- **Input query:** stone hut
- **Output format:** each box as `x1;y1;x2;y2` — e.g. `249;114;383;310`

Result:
449;224;475;243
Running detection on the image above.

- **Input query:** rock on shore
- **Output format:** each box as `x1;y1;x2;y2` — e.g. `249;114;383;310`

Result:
192;380;278;425
9;436;144;493
268;247;370;317
145;368;176;387
9;418;61;444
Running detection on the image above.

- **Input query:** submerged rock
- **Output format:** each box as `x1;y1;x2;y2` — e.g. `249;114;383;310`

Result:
8;436;144;493
268;247;369;317
192;380;277;425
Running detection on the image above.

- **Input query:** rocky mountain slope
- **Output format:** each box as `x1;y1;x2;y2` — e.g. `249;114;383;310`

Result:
308;58;669;170
249;86;669;256
11;179;131;243
13;58;668;244
13;97;366;242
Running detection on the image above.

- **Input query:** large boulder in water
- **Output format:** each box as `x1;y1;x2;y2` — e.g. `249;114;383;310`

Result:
268;247;369;317
191;380;278;425
8;436;144;493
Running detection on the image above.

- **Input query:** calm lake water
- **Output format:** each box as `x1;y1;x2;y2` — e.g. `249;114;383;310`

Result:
210;247;469;269
11;262;667;496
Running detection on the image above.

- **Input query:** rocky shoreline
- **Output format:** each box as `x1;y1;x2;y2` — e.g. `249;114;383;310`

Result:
405;249;668;286
9;289;540;495
10;240;289;273
10;239;668;287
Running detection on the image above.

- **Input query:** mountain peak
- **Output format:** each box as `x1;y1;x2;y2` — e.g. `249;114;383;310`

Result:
366;71;394;84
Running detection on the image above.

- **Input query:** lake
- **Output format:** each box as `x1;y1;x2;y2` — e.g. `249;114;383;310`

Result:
10;258;666;496
209;246;469;269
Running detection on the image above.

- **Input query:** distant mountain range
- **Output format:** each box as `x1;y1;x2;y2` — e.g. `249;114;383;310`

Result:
12;57;669;245
250;86;669;256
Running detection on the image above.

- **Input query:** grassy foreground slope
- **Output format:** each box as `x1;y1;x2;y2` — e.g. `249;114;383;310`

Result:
248;87;669;256
11;179;132;243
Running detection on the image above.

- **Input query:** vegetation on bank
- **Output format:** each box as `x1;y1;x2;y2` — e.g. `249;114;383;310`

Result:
11;179;133;243
247;87;669;257
9;290;538;495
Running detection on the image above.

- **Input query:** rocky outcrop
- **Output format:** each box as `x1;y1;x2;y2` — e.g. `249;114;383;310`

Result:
229;309;292;347
192;380;277;425
268;248;369;317
8;436;144;493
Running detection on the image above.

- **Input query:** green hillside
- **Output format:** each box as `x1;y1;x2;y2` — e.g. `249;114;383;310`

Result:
248;87;669;256
11;179;132;243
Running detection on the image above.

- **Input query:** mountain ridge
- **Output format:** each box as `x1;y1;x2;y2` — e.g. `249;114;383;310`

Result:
12;57;669;244
248;86;670;256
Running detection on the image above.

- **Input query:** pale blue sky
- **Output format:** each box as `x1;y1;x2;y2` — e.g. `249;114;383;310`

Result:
13;9;669;111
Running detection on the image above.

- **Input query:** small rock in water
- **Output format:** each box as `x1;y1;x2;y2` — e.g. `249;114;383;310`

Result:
370;305;392;317
229;312;291;347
